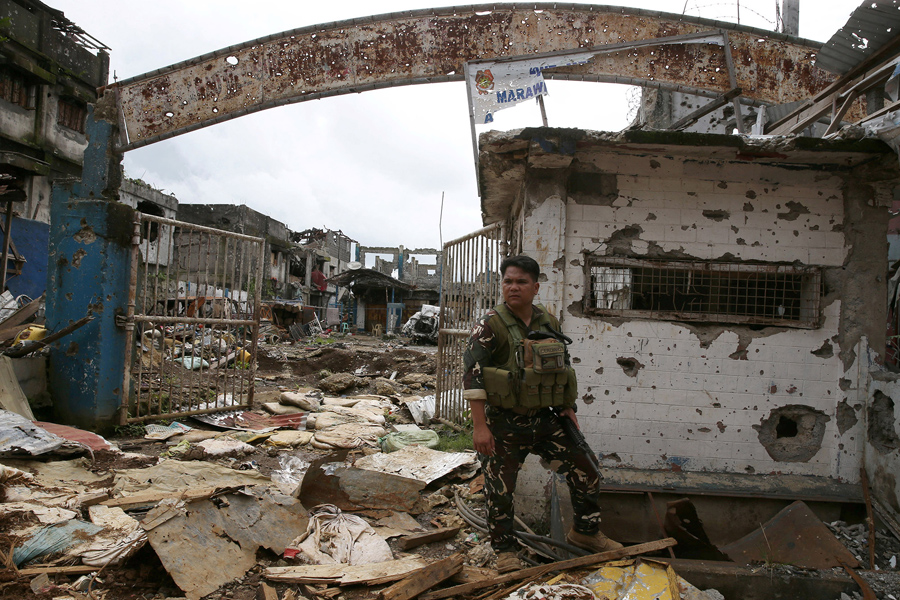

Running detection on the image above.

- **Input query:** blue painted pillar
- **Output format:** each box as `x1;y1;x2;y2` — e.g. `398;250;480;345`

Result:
46;99;130;433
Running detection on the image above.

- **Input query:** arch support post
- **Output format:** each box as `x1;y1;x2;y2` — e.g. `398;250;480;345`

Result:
46;94;130;433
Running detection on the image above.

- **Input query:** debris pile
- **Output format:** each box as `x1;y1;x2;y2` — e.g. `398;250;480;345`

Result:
1;335;900;599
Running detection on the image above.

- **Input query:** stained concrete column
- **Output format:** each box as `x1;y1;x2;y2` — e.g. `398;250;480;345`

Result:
46;96;129;433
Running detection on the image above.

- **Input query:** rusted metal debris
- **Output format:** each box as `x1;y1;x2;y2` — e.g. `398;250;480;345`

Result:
720;500;860;570
109;5;836;151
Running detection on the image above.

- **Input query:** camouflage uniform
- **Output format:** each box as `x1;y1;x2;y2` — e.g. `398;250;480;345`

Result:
463;305;603;553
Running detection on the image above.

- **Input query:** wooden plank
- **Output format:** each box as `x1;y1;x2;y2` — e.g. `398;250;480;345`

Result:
258;582;279;600
379;553;464;600
450;566;498;585
265;556;429;586
396;526;461;551
0;293;43;330
419;538;677;600
17;565;98;576
101;486;219;510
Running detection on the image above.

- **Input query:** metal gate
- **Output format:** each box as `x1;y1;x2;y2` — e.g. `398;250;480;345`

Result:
120;213;265;424
435;222;506;423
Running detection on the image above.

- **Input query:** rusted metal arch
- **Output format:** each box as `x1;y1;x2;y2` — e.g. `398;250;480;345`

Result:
108;3;837;152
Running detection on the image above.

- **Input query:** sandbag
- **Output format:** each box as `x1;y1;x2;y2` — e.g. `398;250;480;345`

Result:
287;504;392;566
380;430;440;453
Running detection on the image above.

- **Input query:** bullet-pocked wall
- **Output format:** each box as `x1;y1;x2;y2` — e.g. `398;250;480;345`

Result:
479;128;899;485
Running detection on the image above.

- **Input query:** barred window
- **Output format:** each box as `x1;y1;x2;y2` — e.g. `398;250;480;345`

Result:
585;256;821;328
0;68;32;108
58;98;86;133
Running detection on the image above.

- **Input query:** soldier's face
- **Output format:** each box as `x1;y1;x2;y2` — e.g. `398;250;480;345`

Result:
502;266;539;312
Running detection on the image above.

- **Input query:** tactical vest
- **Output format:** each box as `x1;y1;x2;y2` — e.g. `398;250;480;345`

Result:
481;304;577;410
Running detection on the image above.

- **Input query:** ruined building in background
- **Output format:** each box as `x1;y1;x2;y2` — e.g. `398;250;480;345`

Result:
292;228;357;311
176;204;295;300
358;245;442;322
0;0;107;299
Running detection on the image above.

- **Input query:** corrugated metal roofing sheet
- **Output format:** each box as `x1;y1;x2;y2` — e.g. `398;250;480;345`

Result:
817;1;900;74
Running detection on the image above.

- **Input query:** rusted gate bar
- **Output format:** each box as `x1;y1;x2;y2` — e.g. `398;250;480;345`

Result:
120;213;265;424
436;221;506;423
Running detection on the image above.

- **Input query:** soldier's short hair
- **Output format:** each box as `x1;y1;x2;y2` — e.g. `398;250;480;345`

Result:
500;255;540;282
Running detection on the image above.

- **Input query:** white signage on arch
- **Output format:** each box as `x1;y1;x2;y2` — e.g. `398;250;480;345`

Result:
469;53;596;124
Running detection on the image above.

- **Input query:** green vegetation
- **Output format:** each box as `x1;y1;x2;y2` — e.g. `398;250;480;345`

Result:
435;427;473;453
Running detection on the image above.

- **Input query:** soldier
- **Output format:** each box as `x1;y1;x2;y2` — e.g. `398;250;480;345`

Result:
463;254;622;573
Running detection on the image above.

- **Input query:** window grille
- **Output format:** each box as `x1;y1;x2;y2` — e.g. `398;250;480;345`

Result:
584;256;821;328
58;98;87;133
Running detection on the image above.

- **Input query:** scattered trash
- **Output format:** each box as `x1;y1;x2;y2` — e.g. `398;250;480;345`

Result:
271;454;311;496
144;421;192;440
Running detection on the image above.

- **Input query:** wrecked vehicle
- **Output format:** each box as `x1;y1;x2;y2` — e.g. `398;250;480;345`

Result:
401;305;441;345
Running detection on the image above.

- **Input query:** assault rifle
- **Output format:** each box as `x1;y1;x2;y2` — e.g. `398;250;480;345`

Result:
524;329;602;477
553;407;602;477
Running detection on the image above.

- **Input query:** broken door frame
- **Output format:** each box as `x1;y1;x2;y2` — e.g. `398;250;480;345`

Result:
435;221;506;423
120;212;265;424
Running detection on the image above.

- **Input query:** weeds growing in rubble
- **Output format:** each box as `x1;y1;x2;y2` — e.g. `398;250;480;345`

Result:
436;428;474;452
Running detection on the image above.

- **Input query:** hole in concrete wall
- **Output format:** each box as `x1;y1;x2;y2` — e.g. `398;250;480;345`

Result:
616;357;644;377
868;390;900;454
754;405;830;462
777;201;810;221
775;416;798;438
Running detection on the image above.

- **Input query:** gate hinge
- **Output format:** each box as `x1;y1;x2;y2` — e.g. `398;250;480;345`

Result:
115;313;130;328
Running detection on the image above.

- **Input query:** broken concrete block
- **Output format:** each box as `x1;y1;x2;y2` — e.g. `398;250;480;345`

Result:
318;373;365;393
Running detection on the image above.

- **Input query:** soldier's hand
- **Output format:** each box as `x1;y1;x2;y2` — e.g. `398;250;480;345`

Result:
473;423;495;456
560;407;580;430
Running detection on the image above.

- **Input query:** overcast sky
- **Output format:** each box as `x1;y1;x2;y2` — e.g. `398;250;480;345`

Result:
50;0;863;256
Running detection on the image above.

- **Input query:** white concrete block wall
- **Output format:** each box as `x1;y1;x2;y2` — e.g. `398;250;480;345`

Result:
543;154;861;479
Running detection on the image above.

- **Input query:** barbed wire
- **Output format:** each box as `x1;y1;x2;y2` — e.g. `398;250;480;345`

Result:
680;0;780;29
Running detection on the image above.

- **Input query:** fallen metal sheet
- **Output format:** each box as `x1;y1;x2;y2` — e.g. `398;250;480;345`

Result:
111;458;271;497
299;457;425;512
354;445;476;485
192;410;306;432
720;500;860;569
264;556;428;585
143;486;308;600
0;355;34;419
0;410;65;457
34;421;112;451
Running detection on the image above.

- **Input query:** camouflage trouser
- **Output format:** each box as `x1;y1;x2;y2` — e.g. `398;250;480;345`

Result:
479;406;602;552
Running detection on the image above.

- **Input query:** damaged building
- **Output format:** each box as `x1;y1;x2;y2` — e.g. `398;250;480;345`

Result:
472;125;900;540
0;0;107;299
